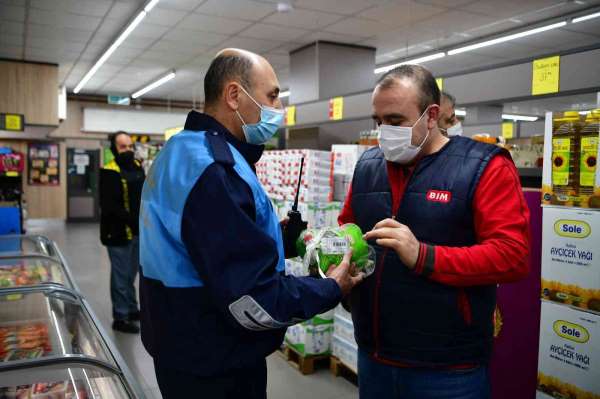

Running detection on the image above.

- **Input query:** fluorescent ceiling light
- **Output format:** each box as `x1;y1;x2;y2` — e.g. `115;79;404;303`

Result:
58;86;67;120
374;52;446;74
447;21;566;55
132;71;176;99
502;113;539;122
73;0;159;94
279;90;290;98
455;109;466;117
572;11;600;23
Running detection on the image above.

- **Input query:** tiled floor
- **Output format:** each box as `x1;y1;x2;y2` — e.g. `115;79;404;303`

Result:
26;219;358;399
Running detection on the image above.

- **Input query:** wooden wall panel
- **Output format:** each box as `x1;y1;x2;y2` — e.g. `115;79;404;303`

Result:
0;61;58;126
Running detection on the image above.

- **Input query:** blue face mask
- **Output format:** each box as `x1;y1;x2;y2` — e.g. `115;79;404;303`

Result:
236;85;284;145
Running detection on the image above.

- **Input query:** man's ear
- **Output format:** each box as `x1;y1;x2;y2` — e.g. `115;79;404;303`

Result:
224;82;241;111
427;105;440;129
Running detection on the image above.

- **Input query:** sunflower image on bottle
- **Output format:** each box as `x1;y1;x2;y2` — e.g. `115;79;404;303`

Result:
296;223;376;278
551;111;581;205
580;109;599;206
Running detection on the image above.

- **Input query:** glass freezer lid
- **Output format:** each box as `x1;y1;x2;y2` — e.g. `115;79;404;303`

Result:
0;257;72;290
0;236;59;260
0;289;115;368
0;363;131;399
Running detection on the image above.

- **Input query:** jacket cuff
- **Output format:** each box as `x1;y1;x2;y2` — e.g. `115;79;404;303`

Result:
413;243;435;277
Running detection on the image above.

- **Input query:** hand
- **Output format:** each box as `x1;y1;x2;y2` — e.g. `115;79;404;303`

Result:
326;251;365;296
363;218;420;269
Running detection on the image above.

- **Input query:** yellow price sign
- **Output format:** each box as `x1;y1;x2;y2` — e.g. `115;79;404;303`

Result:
502;122;514;139
5;114;23;131
285;106;296;126
329;97;344;121
436;78;443;91
532;55;560;95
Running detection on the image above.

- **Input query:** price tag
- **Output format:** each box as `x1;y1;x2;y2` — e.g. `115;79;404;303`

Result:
4;114;23;131
502;122;514;139
321;237;348;254
329;97;344;121
286;106;296;126
532;56;560;95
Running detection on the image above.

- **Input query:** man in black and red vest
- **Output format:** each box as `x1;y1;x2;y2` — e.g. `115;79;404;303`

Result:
338;64;530;399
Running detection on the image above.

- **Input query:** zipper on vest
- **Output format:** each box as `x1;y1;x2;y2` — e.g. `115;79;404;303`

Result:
372;214;396;360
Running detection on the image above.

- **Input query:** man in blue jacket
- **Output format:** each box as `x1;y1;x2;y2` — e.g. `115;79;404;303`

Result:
139;48;363;399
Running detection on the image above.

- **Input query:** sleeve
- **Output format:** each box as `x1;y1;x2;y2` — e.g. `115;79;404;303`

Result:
181;163;342;331
412;154;530;287
99;169;133;225
338;183;356;225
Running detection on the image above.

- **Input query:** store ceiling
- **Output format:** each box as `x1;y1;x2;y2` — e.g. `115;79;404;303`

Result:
1;0;600;102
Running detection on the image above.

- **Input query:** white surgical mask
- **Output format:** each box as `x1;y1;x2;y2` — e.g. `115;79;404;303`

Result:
378;108;430;164
445;121;463;137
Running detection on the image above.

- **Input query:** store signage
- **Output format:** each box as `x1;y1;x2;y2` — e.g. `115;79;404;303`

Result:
541;207;600;312
502;122;514;139
131;134;150;143
426;190;451;203
435;78;443;91
107;95;131;106
286;106;296;126
532;56;560;96
329;97;344;121
537;301;600;398
0;113;24;131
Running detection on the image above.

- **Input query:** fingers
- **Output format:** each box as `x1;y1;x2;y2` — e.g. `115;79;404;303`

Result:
363;227;400;241
375;238;400;251
372;218;403;230
341;250;353;265
351;273;365;286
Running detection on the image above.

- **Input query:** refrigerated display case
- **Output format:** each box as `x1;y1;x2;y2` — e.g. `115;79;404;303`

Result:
0;236;61;261
0;236;145;398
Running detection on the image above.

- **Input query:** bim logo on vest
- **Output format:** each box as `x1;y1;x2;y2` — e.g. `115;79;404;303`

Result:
426;190;452;203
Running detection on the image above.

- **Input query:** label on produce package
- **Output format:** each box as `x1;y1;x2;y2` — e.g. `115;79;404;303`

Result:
581;137;598;187
552;138;571;186
541;207;600;312
537;301;600;399
321;237;348;254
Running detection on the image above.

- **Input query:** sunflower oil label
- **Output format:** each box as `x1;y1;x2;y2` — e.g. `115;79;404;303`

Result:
580;136;598;187
552;138;571;186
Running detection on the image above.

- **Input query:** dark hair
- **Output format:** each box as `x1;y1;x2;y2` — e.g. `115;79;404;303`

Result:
441;91;456;107
204;53;254;107
109;131;129;157
376;64;440;113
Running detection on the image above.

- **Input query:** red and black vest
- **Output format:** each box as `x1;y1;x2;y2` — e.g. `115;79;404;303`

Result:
350;136;504;366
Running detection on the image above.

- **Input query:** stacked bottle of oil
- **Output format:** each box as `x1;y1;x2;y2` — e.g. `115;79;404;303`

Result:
550;109;600;207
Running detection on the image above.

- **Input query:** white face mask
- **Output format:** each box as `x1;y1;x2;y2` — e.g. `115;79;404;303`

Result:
377;108;430;164
445;121;463;137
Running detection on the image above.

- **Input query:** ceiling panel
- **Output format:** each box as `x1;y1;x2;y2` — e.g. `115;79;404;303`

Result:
469;41;549;60
512;29;600;50
27;24;95;45
262;8;344;29
149;39;207;53
565;18;600;37
239;23;311;42
417;10;498;34
0;34;23;47
325;17;396;37
0;21;23;35
119;35;157;49
357;1;445;26
458;0;568;19
292;0;375;15
178;12;253;34
415;0;477;7
143;6;188;26
104;47;146;64
295;30;371;46
30;0;112;17
157;0;206;11
138;49;192;64
129;22;171;39
164;28;229;46
28;8;102;31
213;36;284;53
0;4;25;21
0;0;26;5
195;0;276;21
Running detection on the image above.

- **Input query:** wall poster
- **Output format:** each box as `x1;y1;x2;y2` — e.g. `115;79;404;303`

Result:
28;142;60;186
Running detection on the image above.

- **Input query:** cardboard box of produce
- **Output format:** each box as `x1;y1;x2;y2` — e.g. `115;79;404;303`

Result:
285;323;333;356
541;206;600;312
537;301;600;399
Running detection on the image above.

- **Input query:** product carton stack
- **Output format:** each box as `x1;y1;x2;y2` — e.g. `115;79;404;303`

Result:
537;111;600;399
285;309;334;357
331;145;370;202
332;304;358;373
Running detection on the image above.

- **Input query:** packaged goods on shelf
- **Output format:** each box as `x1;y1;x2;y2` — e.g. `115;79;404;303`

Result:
542;110;600;208
285;323;333;357
271;200;342;229
334;303;352;321
331;145;369;176
333;314;356;346
0;322;51;362
333;174;352;202
537;301;600;399
332;335;358;373
541;207;600;312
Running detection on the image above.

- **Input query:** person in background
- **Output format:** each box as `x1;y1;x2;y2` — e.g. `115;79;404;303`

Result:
438;91;463;136
338;65;530;399
99;131;146;334
139;48;363;399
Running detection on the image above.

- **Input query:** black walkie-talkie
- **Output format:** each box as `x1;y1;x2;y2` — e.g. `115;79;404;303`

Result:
283;157;308;258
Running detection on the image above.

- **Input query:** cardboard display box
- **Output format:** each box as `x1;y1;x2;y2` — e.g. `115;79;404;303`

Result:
541;206;600;312
537;301;600;399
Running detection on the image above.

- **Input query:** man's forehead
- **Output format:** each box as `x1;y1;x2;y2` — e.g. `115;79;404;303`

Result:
373;83;420;112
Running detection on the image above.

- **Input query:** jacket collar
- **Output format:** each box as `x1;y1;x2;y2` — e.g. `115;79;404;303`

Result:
184;110;264;165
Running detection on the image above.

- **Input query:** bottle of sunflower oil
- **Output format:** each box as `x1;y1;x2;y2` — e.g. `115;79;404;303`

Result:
580;109;599;203
551;111;581;205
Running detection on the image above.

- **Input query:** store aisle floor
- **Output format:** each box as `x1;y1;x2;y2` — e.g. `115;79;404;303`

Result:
26;219;358;399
